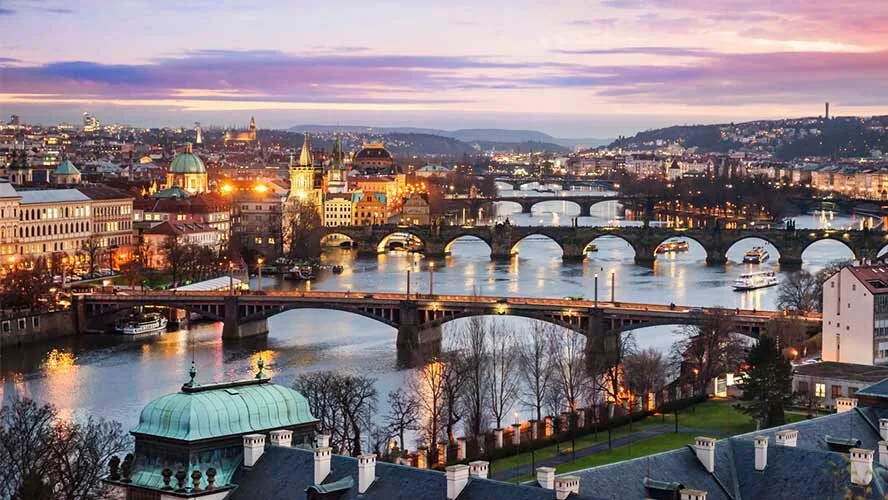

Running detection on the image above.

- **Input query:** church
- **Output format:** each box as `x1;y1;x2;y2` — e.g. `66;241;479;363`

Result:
223;116;258;146
165;143;208;195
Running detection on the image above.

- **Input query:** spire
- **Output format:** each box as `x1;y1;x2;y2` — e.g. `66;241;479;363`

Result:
332;136;344;168
299;134;312;167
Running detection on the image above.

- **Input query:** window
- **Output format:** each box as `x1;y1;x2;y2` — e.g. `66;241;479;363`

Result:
268;237;275;245
32;317;39;328
831;385;842;399
255;237;262;245
815;383;826;398
17;318;26;330
797;381;809;394
1;321;9;333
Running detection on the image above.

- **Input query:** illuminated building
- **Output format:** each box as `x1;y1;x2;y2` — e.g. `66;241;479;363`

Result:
401;193;430;225
52;159;81;185
287;134;324;208
325;137;348;194
223;116;258;146
352;142;394;172
165;143;208;195
82;112;100;133
323;195;353;227
352;192;387;226
143;220;219;269
0;182;20;258
231;189;283;261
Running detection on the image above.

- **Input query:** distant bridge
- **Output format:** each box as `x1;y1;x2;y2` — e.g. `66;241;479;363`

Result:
441;194;646;217
75;291;816;360
320;224;886;266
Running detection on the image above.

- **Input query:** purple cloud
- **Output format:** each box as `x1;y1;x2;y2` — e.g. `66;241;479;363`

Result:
554;47;713;57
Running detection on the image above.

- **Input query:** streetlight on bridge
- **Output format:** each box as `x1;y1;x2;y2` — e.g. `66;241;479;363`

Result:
594;273;599;308
257;257;264;292
428;261;435;296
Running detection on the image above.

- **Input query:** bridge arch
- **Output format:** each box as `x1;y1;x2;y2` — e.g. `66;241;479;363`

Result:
650;234;709;262
85;302;224;322
800;236;855;263
724;236;782;263
320;232;355;248
582;234;638;260
528;199;582;215
509;232;566;257
376;231;427;254
443;234;493;255
241;304;399;328
423;311;589;337
492;200;523;215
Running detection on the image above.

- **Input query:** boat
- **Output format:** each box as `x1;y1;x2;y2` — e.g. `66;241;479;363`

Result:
733;271;778;291
288;264;315;281
743;246;770;264
655;239;689;254
115;312;168;336
332;265;344;275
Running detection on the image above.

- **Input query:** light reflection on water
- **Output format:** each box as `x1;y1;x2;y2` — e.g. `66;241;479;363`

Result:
0;207;872;443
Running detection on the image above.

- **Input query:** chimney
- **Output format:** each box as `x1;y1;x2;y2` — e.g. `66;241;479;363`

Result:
446;464;469;500
753;436;768;471
836;397;858;413
681;489;708;500
879;441;888;468
358;454;376;494
536;467;555;490
317;434;330;448
693;437;716;473
879;419;888;440
775;429;798;447
314;445;332;485
269;429;292;447
850;448;874;486
554;476;580;500
469;460;489;479
243;434;265;467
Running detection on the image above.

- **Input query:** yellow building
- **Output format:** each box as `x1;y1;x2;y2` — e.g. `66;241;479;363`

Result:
323;196;353;227
223;116;258;145
287;134;324;209
352;192;387;226
165;144;208;195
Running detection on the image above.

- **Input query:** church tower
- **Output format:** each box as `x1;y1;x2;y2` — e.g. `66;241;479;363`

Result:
288;134;323;208
326;136;348;193
249;116;257;141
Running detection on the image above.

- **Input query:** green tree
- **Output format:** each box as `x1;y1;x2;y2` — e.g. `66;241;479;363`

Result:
739;335;793;428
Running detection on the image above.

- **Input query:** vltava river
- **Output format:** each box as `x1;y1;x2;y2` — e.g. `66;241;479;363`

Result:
0;199;874;441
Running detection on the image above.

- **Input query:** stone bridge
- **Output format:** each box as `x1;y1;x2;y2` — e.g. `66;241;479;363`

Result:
442;195;645;217
75;291;811;362
321;224;886;266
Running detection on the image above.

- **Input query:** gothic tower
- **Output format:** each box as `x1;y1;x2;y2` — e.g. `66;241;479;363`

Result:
326;136;348;193
249;116;257;141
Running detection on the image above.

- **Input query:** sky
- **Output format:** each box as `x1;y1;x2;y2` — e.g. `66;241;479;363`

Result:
1;0;888;137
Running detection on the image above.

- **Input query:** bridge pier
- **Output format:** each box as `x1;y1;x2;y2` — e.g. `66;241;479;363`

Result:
221;296;269;339
424;241;448;259
705;249;727;266
396;302;442;365
562;242;587;262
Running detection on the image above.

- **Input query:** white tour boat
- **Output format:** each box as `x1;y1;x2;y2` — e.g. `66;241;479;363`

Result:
733;271;778;291
743;246;770;264
115;312;168;336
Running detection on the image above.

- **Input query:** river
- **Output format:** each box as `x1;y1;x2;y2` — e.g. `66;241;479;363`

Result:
0;198;875;444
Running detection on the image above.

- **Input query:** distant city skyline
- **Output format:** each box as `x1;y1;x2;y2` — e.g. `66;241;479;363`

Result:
2;0;887;137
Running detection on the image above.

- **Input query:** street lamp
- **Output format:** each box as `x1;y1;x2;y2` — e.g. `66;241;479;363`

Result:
428;261;435;296
610;271;615;303
594;273;599;308
229;261;235;295
257;257;264;292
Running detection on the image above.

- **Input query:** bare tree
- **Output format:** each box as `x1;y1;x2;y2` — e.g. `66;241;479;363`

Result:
409;359;448;451
384;389;419;452
588;332;635;406
485;319;518;429
440;352;465;443
294;371;378;456
622;348;667;410
549;330;590;412
518;321;556;421
672;309;746;394
0;398;130;500
455;317;488;442
776;270;819;313
283;199;323;259
80;234;104;277
765;316;809;353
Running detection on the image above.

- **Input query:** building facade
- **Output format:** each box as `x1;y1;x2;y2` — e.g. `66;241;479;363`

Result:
822;264;888;365
401;193;430;225
165;144;208;195
231;192;283;260
352;192;386;226
143;221;220;269
323;196;353;227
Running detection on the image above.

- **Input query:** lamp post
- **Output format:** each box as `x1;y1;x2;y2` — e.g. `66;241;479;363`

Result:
61;256;68;287
229;262;235;295
610;271;615;303
428;262;434;296
406;269;411;299
257;257;264;292
594;273;599;308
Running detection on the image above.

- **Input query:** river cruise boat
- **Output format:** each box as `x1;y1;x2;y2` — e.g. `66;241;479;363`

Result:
655;239;689;254
743;246;770;264
115;312;168;336
733;271;778;291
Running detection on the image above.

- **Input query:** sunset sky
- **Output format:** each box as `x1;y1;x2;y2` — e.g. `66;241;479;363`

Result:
2;0;887;137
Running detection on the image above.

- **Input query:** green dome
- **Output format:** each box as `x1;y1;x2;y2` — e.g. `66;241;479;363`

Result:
54;160;80;175
154;186;189;199
169;151;206;174
131;379;315;442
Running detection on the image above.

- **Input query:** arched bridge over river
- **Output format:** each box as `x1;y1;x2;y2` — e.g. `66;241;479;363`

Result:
75;291;818;362
321;224;887;266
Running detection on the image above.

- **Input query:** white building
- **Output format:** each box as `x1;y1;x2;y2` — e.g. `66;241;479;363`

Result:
822;264;888;365
323;196;353;227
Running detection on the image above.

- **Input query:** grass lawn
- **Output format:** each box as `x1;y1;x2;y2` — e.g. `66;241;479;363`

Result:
492;399;755;476
503;432;699;482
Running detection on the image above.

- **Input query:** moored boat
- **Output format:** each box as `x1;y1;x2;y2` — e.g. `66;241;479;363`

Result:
115;312;168;336
733;271;778;291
